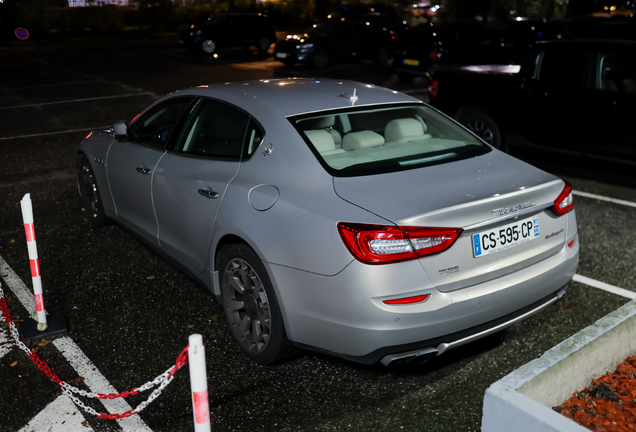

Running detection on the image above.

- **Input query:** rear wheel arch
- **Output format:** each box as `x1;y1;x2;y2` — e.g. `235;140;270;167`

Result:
216;240;299;364
214;234;249;272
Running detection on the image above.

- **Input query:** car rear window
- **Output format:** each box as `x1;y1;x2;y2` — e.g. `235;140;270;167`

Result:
291;103;490;177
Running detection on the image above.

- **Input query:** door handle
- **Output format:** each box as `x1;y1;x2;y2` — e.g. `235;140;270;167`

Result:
136;166;152;175
198;188;219;199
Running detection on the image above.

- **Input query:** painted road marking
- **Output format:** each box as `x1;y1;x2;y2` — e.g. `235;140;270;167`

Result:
0;256;152;432
0;80;105;91
573;274;636;300
18;395;94;432
0;126;110;141
0;93;156;110
573;190;636;209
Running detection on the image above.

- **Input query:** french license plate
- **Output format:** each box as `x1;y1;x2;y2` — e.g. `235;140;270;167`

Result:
275;52;288;59
403;58;420;66
472;215;540;258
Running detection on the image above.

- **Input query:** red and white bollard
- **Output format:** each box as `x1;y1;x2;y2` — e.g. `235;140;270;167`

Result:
188;334;211;432
18;193;67;340
20;193;48;331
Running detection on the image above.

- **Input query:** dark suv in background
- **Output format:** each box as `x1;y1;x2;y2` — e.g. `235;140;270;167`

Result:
177;13;277;55
393;19;572;81
274;20;397;68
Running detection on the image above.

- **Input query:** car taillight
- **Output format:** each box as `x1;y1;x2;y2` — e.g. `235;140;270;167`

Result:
384;294;429;305
553;181;574;216
428;77;438;102
430;47;440;60
337;222;462;265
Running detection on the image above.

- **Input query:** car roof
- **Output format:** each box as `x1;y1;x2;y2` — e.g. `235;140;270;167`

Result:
536;38;636;49
170;78;421;117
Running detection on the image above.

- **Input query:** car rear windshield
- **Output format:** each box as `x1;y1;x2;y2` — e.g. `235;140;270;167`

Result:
291;103;490;177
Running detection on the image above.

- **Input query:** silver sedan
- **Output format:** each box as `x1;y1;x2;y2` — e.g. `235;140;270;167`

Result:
76;79;579;366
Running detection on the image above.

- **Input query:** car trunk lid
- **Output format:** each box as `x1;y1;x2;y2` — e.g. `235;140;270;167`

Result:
333;151;569;292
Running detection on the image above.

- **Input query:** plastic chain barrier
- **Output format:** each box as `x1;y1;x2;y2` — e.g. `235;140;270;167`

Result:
0;283;189;419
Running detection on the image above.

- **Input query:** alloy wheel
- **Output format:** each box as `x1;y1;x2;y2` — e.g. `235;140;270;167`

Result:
223;257;271;354
467;120;495;145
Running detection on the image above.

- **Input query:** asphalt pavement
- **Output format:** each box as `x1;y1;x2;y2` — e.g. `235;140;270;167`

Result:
0;37;634;432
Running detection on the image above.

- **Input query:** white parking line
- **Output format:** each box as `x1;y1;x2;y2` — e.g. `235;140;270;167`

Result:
18;394;95;432
0;256;152;432
0;126;110;141
0;80;105;91
0;93;156;110
573;274;636;299
573;190;636;209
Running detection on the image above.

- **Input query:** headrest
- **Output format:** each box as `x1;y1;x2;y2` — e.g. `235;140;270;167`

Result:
384;118;425;142
304;130;336;153
342;131;385;151
302;116;335;129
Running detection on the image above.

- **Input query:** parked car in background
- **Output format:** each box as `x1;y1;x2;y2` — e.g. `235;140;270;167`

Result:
76;78;578;367
395;16;636;83
393;20;493;81
177;13;276;55
274;20;395;68
394;19;573;82
327;10;408;40
428;39;636;163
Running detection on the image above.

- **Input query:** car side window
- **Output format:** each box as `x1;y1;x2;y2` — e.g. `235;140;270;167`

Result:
244;119;265;157
599;53;636;93
175;98;252;159
537;49;585;87
128;97;194;148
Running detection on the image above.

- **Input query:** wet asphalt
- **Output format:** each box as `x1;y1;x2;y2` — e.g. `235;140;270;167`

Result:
0;37;634;431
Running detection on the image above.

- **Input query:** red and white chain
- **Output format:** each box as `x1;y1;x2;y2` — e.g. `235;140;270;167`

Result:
0;283;189;419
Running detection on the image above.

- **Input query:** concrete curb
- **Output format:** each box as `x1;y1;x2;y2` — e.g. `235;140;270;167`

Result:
482;299;636;431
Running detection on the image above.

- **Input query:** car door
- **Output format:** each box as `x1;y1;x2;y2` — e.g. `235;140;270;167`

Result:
152;98;263;273
327;23;357;62
583;50;636;160
106;97;194;245
350;23;378;60
517;47;587;154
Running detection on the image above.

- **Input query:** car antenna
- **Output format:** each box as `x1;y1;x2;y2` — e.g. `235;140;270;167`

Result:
350;88;358;105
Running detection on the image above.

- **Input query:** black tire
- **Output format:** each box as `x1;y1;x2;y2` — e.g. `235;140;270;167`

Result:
220;244;297;364
311;50;329;69
257;37;271;53
76;154;110;226
375;47;391;65
460;111;503;150
201;39;216;54
397;72;415;83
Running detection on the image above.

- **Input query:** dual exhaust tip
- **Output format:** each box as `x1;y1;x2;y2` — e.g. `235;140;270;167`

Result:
380;347;439;367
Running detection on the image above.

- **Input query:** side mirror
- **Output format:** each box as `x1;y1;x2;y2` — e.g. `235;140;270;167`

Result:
113;121;128;140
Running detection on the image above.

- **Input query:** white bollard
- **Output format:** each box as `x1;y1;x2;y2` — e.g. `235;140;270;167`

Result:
188;334;211;432
20;193;48;331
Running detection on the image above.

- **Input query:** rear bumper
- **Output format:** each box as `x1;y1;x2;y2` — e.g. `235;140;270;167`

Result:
267;238;579;365
374;284;567;366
